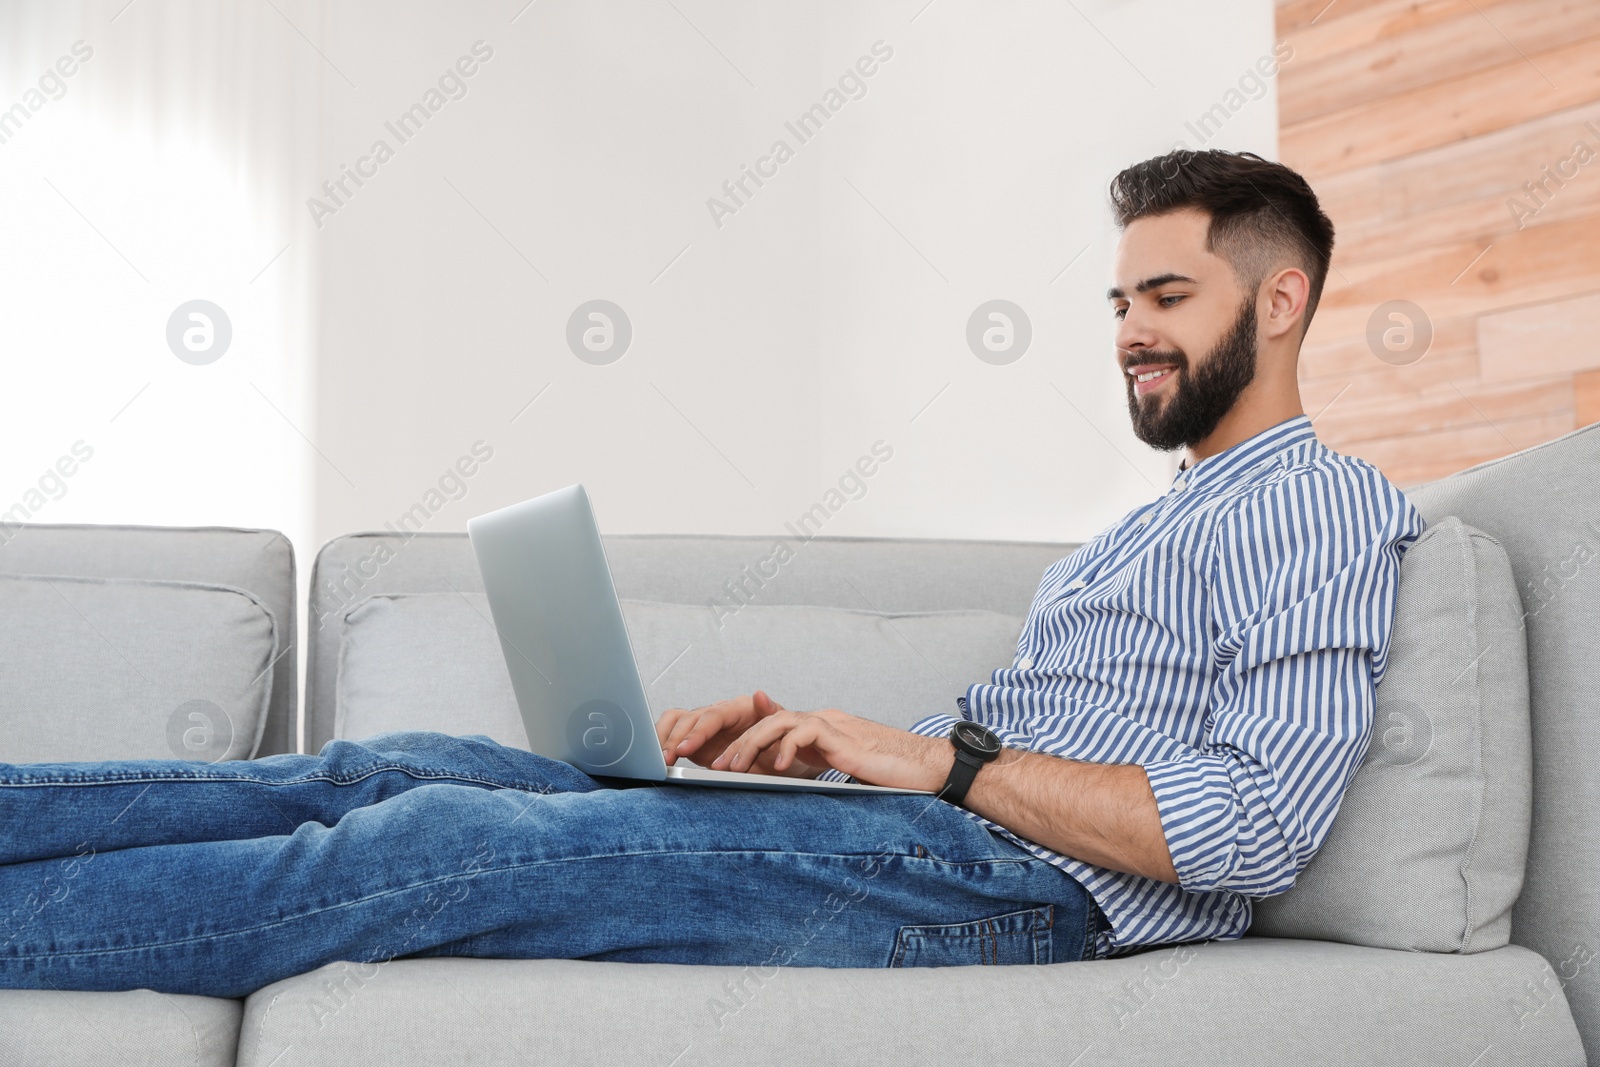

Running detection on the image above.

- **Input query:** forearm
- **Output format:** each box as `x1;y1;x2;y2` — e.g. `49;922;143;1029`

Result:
704;704;1179;883
960;748;1179;885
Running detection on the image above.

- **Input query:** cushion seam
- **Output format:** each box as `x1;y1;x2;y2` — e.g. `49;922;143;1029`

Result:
1456;524;1492;953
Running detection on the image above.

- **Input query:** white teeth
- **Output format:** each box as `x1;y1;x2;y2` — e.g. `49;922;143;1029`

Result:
1135;368;1173;383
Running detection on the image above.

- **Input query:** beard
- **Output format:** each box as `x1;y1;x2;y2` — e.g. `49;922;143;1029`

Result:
1124;297;1259;453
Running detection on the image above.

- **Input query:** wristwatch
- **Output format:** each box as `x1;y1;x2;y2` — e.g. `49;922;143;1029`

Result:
940;720;1002;807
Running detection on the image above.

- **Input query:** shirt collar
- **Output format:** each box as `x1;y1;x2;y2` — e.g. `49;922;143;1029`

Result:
1172;414;1318;493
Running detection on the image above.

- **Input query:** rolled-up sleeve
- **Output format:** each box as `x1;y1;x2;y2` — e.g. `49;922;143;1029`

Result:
1139;466;1422;896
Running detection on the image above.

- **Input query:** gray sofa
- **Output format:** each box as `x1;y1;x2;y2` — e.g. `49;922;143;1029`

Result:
2;421;1596;1066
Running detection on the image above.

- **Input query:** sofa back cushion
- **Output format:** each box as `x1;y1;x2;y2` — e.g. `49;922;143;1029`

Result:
0;574;278;762
0;523;297;757
334;592;1025;744
1249;516;1531;953
1400;423;1600;1054
307;532;1072;752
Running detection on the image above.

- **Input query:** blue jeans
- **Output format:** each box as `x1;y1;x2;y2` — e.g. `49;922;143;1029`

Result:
0;731;1103;997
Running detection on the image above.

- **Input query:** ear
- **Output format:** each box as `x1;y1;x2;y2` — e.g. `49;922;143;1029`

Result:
1261;266;1311;343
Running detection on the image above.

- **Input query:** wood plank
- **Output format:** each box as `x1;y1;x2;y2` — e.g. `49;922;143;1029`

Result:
1278;0;1397;38
1314;99;1600;223
1311;209;1600;340
1283;0;1472;71
1309;101;1600;264
1574;368;1600;426
1281;0;1600;126
1298;314;1478;385
1310;376;1571;445
1477;291;1600;382
1335;410;1574;488
1280;34;1600;177
1299;344;1481;413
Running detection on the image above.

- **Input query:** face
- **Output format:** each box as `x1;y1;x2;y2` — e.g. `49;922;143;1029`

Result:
1107;209;1260;452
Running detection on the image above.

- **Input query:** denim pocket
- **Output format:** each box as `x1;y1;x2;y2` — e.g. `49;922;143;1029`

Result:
888;904;1055;967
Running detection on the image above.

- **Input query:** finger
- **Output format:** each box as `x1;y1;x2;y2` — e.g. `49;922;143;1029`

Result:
774;727;807;772
667;697;756;762
662;710;713;758
772;718;828;773
663;709;706;750
714;711;804;772
655;708;685;747
711;716;760;770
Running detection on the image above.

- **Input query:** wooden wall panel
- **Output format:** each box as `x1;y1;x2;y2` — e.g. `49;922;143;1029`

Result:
1281;0;1600;126
1311;100;1600;265
1477;293;1600;383
1578;369;1600;427
1278;0;1599;488
1282;35;1600;178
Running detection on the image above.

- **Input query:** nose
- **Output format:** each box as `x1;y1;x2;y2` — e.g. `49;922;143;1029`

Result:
1115;307;1161;365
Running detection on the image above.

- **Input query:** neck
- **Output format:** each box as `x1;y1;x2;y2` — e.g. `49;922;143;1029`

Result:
1181;378;1305;471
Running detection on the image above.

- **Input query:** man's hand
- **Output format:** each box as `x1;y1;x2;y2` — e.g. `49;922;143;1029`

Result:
656;691;826;779
708;701;951;792
659;691;1179;882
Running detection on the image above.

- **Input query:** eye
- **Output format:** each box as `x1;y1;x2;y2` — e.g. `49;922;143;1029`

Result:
1158;294;1185;308
1112;306;1128;320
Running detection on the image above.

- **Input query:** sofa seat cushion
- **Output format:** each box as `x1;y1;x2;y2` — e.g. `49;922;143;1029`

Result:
1250;516;1532;954
235;940;1582;1067
0;575;278;762
0;988;241;1066
334;592;1025;744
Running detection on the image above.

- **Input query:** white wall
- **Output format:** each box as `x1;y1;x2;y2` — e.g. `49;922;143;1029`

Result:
0;0;1279;748
305;0;1280;548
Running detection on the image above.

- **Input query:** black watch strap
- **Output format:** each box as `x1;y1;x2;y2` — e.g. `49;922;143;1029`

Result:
940;750;987;807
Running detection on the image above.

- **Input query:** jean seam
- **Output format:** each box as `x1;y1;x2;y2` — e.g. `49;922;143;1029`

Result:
0;765;531;792
906;844;1036;868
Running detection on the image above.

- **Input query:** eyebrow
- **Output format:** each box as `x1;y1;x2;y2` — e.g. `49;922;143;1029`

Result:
1106;273;1199;301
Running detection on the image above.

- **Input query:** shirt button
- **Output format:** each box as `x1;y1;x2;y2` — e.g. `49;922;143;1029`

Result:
1016;656;1034;671
1067;579;1087;590
1174;475;1188;491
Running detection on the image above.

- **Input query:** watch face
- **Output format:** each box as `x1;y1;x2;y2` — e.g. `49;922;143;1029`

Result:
953;720;1002;757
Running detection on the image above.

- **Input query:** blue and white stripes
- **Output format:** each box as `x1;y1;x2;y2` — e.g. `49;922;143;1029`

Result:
825;413;1426;958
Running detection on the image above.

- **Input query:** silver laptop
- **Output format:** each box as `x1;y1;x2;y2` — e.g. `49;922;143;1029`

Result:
467;484;932;796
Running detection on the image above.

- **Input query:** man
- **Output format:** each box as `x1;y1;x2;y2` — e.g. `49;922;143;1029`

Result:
0;150;1423;998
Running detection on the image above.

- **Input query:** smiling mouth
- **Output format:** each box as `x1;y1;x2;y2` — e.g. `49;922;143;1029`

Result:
1132;367;1177;396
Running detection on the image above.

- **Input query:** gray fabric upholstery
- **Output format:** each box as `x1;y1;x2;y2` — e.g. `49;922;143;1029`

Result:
307;533;1075;752
1400;421;1600;1063
1251;516;1532;954
334;592;1025;744
0;988;241;1067
8;419;1596;1065
0;574;277;762
233;941;1583;1067
0;523;296;757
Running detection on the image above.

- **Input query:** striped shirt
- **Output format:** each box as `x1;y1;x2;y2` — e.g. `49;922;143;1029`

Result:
820;413;1426;959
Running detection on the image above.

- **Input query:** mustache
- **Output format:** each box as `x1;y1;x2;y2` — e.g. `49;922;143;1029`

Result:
1122;351;1188;376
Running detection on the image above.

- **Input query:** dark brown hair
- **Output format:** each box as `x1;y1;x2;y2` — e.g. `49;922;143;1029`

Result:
1109;149;1335;332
